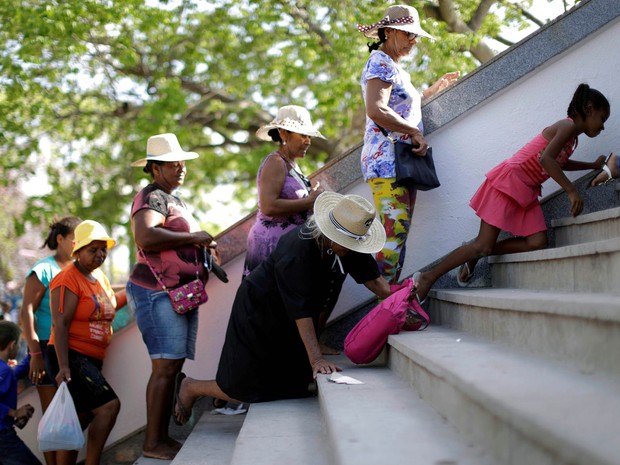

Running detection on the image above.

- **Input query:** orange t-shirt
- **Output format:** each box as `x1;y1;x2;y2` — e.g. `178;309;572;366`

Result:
49;264;117;360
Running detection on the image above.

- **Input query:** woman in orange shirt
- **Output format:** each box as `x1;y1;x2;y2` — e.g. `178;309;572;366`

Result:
47;220;126;465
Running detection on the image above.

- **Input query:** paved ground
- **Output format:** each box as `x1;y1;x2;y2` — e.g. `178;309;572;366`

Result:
97;397;213;465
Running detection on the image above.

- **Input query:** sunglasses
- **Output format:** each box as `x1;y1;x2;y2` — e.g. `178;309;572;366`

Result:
404;31;418;40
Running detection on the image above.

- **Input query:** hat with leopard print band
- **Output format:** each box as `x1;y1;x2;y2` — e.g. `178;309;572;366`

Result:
357;5;435;41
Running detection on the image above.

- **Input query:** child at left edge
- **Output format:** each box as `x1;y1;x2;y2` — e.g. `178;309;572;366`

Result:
0;320;43;465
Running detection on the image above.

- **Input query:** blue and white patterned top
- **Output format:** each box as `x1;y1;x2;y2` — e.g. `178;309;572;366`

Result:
360;50;423;180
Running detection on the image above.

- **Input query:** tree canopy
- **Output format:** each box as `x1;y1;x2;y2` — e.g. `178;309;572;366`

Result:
0;0;577;280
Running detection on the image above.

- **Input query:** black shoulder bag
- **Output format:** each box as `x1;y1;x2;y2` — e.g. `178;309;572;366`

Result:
376;125;440;191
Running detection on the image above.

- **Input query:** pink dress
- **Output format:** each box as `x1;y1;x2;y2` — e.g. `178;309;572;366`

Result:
470;128;577;236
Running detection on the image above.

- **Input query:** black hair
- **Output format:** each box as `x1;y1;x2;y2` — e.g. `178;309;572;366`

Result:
567;83;610;120
143;160;164;175
367;29;387;53
268;128;282;143
0;320;20;350
42;216;82;250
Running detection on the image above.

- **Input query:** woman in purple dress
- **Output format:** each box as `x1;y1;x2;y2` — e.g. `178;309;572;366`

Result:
243;105;326;277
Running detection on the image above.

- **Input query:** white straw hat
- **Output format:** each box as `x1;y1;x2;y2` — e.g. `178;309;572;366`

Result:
72;220;116;255
131;133;199;167
314;192;386;254
357;5;436;41
256;105;326;141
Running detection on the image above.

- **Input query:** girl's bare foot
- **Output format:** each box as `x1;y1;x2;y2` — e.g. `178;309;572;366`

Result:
591;153;619;187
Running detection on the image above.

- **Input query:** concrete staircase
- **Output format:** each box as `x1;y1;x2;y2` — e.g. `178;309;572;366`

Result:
384;205;620;465
136;204;620;465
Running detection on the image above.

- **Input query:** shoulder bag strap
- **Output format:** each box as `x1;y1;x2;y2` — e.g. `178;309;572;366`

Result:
374;123;399;144
138;249;170;293
139;248;200;294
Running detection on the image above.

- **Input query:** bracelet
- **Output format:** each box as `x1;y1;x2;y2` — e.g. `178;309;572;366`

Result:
29;351;42;356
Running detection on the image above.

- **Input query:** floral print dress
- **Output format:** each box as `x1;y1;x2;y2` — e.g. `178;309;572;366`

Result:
360;50;423;181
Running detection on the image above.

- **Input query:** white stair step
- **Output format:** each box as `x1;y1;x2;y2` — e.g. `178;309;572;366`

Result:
428;287;620;376
552;206;620;247
168;411;245;465
229;397;330;465
489;237;620;293
388;327;620;465
317;357;495;465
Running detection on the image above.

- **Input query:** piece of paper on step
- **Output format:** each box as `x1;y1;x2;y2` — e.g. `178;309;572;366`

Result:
327;372;364;385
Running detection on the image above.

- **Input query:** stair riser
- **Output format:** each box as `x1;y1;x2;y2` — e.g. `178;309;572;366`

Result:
491;250;620;293
554;219;620;247
429;300;620;377
388;348;603;465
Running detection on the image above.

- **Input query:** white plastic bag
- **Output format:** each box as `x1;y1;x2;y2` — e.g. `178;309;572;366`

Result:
38;381;85;451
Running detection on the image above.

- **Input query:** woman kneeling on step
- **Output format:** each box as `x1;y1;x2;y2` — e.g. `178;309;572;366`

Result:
174;192;392;425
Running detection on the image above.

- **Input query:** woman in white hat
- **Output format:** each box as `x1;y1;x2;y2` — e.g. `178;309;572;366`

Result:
126;133;216;460
244;105;325;277
46;220;126;465
358;5;459;284
172;192;392;424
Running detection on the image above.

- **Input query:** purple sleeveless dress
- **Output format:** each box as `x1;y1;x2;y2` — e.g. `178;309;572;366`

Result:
243;152;311;276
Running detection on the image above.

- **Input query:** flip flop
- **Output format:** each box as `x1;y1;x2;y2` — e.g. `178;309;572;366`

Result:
173;372;189;426
589;153;616;188
212;397;227;409
456;263;474;287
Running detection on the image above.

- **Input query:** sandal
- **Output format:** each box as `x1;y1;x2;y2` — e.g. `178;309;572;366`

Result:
590;153;618;188
173;372;190;426
456;262;474;287
212;397;227;409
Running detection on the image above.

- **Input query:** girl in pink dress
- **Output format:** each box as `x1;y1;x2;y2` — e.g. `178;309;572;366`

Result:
414;83;611;302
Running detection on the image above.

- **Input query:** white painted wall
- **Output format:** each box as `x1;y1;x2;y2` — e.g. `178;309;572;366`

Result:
333;18;620;322
406;24;620;279
18;16;620;460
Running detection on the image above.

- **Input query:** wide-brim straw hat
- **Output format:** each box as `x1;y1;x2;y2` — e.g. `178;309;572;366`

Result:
72;220;116;255
131;133;199;167
314;192;386;254
357;5;436;41
256;105;326;141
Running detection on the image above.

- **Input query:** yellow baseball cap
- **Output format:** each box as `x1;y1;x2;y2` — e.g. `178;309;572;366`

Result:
72;220;116;255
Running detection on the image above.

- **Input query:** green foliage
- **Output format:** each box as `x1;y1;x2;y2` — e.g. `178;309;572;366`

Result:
0;0;576;277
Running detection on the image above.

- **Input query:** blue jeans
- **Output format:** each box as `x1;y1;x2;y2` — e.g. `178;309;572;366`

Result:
126;281;198;360
0;427;42;465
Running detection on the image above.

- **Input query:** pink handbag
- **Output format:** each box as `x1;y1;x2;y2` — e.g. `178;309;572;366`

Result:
140;249;208;315
344;278;429;364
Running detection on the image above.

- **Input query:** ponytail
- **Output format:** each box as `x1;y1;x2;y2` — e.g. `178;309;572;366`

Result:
567;83;610;120
367;28;387;53
42;216;82;250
